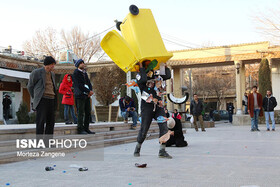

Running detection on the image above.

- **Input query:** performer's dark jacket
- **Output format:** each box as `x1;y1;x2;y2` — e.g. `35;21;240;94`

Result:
137;67;171;104
135;66;171;144
166;118;188;147
72;69;92;99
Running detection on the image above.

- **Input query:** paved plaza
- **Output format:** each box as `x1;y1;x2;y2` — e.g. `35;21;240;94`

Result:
1;123;280;187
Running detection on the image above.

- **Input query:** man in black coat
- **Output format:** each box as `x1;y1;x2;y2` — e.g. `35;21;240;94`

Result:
166;118;188;147
72;59;95;134
134;61;172;159
190;94;205;131
2;95;12;121
263;90;277;131
227;102;235;123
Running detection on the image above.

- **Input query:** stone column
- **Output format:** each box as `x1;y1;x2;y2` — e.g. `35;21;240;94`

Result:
166;72;173;111
173;68;182;110
270;58;280;110
235;60;245;115
126;71;131;97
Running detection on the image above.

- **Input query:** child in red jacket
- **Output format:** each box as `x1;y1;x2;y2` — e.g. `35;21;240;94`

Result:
59;74;77;124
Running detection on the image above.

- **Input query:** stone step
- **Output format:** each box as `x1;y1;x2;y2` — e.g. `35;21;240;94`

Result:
0;132;160;164
0;127;160;153
0;122;159;141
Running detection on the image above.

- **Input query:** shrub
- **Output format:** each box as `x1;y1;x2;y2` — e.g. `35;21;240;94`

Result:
16;102;30;124
92;66;126;106
29;112;36;123
258;58;272;97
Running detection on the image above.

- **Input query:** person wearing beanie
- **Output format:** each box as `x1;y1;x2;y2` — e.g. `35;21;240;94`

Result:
72;59;95;134
27;56;57;142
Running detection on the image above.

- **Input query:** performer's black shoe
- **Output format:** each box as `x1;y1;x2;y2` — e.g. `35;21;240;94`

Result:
134;146;140;157
158;150;172;159
85;129;95;134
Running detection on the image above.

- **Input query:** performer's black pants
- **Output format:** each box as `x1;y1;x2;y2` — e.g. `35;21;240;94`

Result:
137;102;168;144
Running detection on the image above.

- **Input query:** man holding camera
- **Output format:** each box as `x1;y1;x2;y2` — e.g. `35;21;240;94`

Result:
119;96;138;130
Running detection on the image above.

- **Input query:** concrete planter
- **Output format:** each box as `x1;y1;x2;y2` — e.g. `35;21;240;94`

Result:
94;105;119;122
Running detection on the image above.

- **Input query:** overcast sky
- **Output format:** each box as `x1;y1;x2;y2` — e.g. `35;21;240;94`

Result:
0;0;279;52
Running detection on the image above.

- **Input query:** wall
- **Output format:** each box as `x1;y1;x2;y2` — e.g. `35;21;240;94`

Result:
271;60;280;110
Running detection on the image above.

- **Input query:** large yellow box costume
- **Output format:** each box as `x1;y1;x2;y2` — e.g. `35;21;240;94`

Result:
101;6;173;73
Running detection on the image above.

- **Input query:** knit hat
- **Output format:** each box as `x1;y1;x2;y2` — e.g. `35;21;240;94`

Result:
44;56;56;66
74;59;84;68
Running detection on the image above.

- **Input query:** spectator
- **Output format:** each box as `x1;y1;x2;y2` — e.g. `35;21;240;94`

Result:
165;108;170;118
190;94;205;132
72;59;95;134
172;109;181;120
209;107;214;121
263;90;277;131
248;86;263;132
59;74;77;125
227;102;235;123
2;95;12;121
243;92;248;114
166;118;188;147
119;96;138;130
27;56;57;142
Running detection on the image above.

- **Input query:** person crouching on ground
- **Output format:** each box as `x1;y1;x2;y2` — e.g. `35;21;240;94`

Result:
72;59;95;134
119;95;138;130
166;117;188;147
59;74;77;125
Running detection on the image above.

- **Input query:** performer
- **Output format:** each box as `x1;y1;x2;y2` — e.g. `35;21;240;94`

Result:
133;61;172;159
166;118;188;147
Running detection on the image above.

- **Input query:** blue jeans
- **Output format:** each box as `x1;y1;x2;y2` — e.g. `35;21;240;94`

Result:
265;111;275;130
64;105;77;123
251;109;260;130
121;111;138;127
244;106;248;114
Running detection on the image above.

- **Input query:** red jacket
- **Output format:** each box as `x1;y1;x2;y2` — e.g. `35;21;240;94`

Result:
248;92;263;118
172;113;182;120
59;74;74;105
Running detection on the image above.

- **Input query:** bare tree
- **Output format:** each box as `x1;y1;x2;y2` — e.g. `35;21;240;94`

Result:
185;67;235;110
23;27;60;58
23;27;101;62
207;73;233;110
61;27;101;62
92;66;126;106
245;64;259;89
253;6;280;44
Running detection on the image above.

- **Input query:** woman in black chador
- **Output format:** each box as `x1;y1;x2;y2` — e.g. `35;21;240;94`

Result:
166;118;188;147
134;61;172;159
